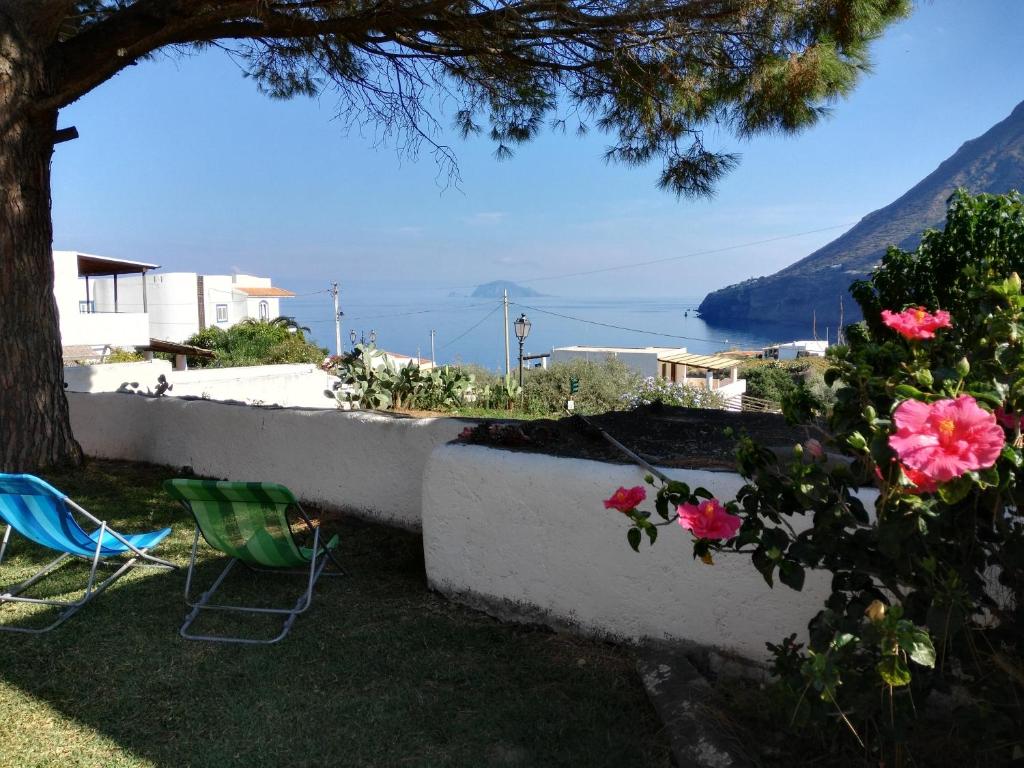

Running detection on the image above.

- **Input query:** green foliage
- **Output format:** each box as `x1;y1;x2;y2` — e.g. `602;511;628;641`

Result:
614;192;1024;763
620;377;726;410
731;192;1024;760
740;362;798;402
183;319;326;368
103;348;144;364
520;358;641;415
46;2;909;199
331;345;476;411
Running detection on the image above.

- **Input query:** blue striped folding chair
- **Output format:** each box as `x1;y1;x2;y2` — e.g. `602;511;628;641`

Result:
0;474;177;634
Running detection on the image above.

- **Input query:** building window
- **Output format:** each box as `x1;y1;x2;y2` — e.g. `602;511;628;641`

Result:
215;304;228;323
259;300;269;320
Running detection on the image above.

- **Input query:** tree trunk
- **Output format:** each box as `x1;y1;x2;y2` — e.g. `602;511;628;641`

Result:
0;24;82;471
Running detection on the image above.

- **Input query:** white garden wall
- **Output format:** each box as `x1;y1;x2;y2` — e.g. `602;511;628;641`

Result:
68;392;465;528
64;361;336;409
422;444;832;659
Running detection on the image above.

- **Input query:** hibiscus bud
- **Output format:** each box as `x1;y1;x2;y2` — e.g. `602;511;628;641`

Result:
864;405;877;423
847;431;868;452
865;599;887;623
804;439;824;460
955;357;970;377
1011;272;1022;294
915;368;933;388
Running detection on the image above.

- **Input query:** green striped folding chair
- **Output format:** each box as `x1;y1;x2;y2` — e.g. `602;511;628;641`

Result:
164;479;344;644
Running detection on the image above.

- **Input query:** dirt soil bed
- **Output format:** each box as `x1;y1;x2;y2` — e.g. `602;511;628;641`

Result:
459;404;810;470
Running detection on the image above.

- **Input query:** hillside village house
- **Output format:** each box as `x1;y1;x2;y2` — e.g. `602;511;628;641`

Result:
53;250;296;356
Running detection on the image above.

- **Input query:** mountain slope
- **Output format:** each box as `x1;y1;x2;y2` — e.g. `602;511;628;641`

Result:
698;100;1024;325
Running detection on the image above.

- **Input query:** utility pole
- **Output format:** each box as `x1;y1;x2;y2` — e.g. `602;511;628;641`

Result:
331;282;342;356
503;289;511;377
430;329;436;367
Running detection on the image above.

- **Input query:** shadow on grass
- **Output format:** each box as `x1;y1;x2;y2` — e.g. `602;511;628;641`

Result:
0;460;669;768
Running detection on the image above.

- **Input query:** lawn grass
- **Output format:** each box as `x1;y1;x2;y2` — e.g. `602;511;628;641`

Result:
0;460;669;768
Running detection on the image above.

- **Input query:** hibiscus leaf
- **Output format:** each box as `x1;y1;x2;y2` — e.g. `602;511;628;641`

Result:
751;547;775;587
627;527;641;552
645;525;658;545
937;477;973;504
906;629;936;668
779;560;806;591
693;486;713;499
1001;445;1023;467
894;384;926;400
877;655;912;687
655;495;669;520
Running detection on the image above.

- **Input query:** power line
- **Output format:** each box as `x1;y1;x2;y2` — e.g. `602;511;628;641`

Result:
511;301;735;346
440;304;503;350
347;301;496;322
475;222;856;287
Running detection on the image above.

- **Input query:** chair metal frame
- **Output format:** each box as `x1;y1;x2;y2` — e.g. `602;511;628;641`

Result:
174;498;345;645
0;496;177;634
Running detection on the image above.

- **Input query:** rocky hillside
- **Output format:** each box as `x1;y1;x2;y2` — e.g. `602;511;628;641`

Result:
698;100;1024;325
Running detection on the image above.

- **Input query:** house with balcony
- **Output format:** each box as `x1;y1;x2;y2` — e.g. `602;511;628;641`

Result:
53;250;158;360
145;272;296;342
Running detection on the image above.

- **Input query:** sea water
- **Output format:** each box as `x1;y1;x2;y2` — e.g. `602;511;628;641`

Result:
283;281;822;370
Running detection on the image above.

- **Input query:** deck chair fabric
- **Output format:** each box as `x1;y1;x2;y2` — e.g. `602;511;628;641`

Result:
0;474;176;634
164;478;341;645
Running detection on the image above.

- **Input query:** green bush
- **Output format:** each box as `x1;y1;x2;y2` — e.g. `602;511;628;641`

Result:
621;377;726;409
104;347;144;363
740;361;798;402
184;318;326;368
611;191;1024;764
521;358;641;415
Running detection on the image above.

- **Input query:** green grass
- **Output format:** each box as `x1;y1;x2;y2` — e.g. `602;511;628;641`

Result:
0;461;669;768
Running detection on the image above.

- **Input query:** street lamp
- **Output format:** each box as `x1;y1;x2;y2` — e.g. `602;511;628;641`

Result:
514;313;531;387
350;328;377;348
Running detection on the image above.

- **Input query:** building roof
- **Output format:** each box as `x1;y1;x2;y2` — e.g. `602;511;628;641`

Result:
656;351;740;371
138;339;215;358
74;252;160;276
233;286;296;298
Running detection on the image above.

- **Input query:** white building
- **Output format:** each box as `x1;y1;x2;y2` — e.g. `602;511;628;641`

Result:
551;346;687;379
53;250;158;357
89;271;295;343
762;340;829;360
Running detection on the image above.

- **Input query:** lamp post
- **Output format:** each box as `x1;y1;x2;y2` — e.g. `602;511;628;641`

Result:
514;312;531;388
349;329;377;348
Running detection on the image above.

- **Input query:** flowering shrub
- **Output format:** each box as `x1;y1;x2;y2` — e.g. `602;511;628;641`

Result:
880;306;952;340
606;192;1024;763
620;376;726;410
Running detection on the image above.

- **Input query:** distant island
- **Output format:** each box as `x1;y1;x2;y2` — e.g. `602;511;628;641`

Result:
468;280;544;298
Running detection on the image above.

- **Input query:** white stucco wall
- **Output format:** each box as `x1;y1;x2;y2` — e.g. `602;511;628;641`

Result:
422;445;832;659
166;364;336;408
147;272;201;342
64;359;173;392
64;361;340;408
68;392;466;528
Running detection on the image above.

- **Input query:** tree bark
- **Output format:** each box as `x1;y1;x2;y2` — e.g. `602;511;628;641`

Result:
0;20;82;471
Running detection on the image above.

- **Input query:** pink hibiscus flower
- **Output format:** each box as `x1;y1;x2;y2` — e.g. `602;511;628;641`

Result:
676;499;742;540
889;395;1004;483
604;486;646;513
881;307;952;340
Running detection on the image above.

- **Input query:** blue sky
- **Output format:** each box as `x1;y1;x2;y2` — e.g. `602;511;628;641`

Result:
52;1;1024;298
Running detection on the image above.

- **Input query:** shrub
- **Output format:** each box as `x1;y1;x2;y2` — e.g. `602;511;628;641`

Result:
184;318;326;368
103;347;144;363
620;377;725;409
521;358;641;415
607;191;1024;764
